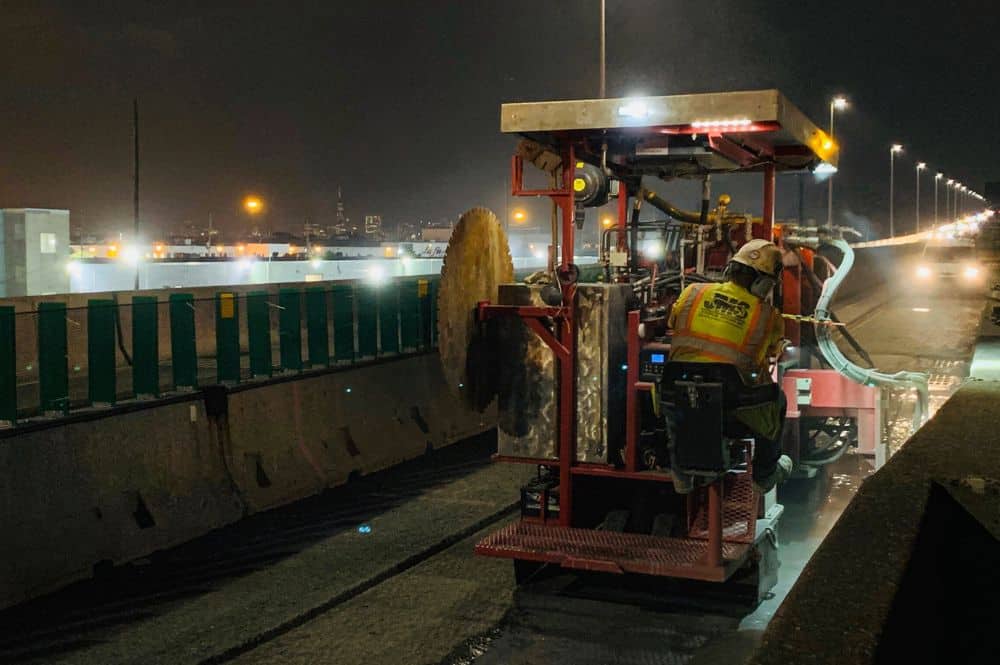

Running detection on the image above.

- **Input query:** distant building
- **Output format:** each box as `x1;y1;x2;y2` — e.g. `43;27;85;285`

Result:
364;215;383;238
303;221;329;242
0;208;71;296
329;186;352;238
420;225;453;242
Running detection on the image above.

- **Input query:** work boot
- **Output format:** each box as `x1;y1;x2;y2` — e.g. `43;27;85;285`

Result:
671;469;695;494
753;455;793;493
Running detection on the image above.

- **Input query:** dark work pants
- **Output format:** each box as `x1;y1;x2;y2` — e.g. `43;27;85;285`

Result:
728;390;787;483
666;389;787;485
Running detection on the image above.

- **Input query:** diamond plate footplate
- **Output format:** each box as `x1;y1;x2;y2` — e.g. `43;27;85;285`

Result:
475;521;752;582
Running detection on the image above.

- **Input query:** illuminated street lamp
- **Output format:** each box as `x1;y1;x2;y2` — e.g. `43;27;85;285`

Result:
512;209;527;223
915;162;926;232
889;144;903;238
244;196;263;214
827;96;848;226
243;195;265;239
934;173;943;227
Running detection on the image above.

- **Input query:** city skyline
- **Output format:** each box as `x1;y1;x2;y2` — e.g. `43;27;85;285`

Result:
1;2;997;237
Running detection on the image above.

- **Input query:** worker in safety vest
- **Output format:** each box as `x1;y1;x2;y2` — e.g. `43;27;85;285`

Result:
666;239;793;493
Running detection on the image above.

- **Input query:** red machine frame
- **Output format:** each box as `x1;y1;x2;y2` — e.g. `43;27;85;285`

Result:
475;92;871;582
474;146;783;581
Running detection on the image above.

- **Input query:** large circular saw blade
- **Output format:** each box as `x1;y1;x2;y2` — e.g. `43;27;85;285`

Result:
438;207;514;410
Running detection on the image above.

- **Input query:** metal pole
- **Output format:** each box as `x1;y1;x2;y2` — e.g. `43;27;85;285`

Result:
889;150;895;238
827;101;834;227
762;164;776;240
798;173;805;225
934;177;939;227
915;167;920;233
599;0;606;98
133;98;140;291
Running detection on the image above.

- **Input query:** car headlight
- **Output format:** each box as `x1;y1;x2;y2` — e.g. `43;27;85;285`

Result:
916;265;932;279
964;265;981;280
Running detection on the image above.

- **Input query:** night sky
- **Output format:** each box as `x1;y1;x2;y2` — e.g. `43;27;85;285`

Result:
2;1;998;239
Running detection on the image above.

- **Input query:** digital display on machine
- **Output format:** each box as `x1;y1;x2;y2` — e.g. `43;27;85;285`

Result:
650;353;665;364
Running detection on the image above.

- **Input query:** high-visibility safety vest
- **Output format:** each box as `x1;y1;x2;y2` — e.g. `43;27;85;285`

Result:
668;281;783;384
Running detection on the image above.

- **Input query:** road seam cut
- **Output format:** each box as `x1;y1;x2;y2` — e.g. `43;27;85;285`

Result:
198;500;519;664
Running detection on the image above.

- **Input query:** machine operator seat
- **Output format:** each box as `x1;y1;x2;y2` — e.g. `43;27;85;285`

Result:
658;362;778;476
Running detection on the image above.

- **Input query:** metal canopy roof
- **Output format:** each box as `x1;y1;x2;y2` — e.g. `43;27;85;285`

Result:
500;89;837;176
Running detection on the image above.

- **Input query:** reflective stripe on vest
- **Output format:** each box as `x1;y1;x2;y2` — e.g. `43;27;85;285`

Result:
670;282;774;376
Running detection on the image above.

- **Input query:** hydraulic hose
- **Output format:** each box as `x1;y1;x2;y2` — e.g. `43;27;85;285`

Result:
791;246;874;367
814;239;929;433
641;189;709;225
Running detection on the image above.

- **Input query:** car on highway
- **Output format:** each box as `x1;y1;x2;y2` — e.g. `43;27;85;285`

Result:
914;239;985;289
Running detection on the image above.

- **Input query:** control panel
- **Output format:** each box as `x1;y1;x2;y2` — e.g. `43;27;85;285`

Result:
639;343;671;382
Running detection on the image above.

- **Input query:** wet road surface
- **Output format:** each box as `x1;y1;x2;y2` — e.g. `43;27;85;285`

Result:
434;290;985;665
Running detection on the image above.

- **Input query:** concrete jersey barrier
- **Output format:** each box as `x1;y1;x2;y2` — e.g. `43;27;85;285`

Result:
0;352;489;610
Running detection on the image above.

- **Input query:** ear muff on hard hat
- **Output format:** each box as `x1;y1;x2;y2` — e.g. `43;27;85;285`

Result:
749;271;778;299
729;240;782;299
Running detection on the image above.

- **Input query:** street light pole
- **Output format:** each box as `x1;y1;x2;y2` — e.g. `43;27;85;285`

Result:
915;162;926;233
889;144;902;238
827;97;848;227
934;173;942;228
599;0;606;98
133;98;140;290
946;179;954;222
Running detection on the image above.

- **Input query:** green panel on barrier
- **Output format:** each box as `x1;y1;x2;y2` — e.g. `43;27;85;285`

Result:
246;291;272;378
399;280;421;351
378;281;399;355
38;301;69;414
87;299;117;405
429;277;439;347
417;278;431;350
279;288;303;371
306;287;329;367
0;306;15;423
357;284;378;358
132;296;160;398
169;293;198;390
216;292;240;384
332;283;355;363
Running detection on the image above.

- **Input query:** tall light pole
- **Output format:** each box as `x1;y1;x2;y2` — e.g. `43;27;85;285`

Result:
244;195;264;239
133;98;140;290
889;144;903;238
827;96;848;227
915;162;926;232
599;0;606;98
934;173;943;227
946;179;954;221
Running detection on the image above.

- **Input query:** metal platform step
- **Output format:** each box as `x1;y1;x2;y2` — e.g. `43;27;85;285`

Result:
475;521;752;582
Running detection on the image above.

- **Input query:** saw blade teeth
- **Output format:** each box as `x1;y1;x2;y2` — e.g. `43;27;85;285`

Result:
437;207;514;410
